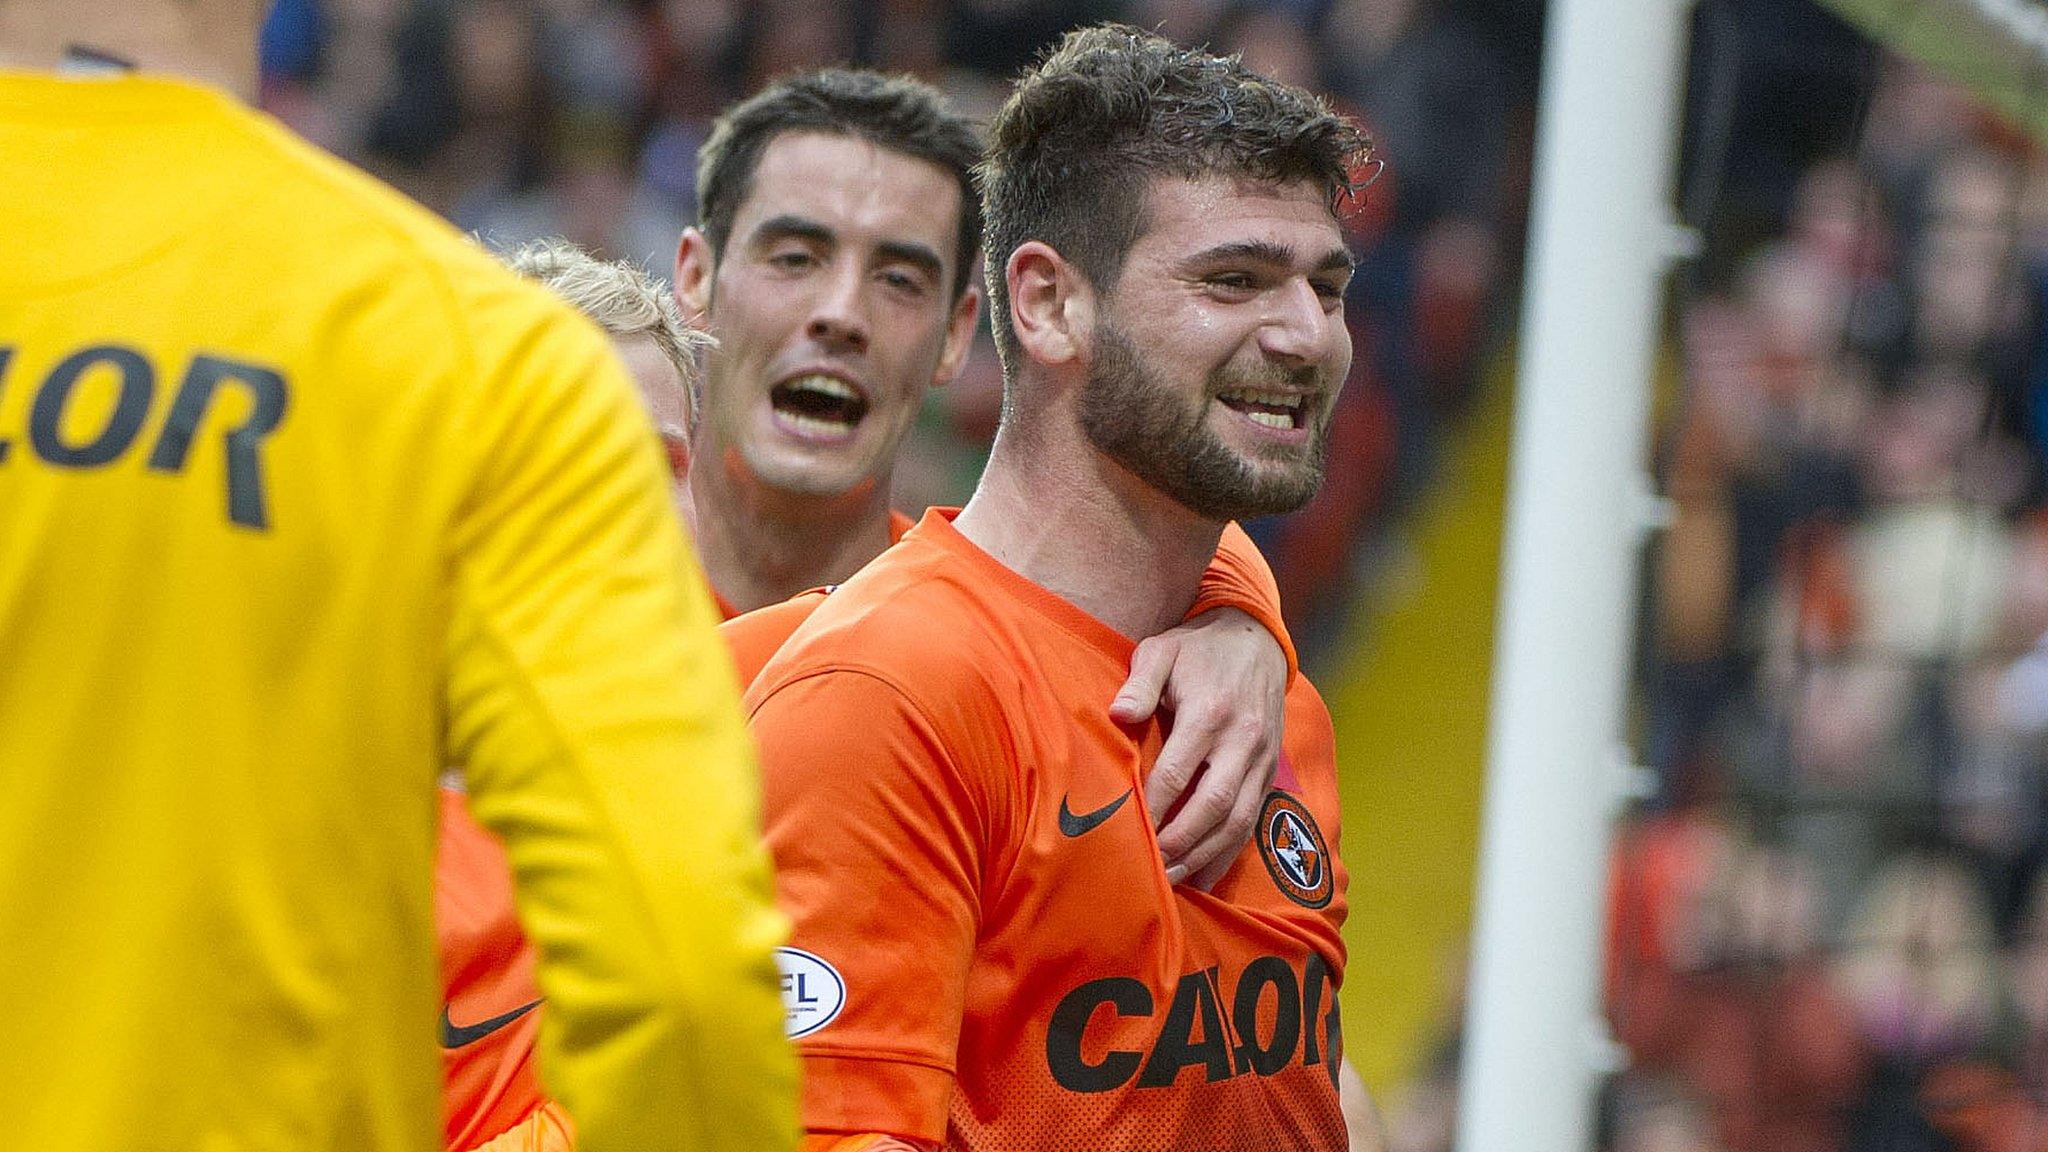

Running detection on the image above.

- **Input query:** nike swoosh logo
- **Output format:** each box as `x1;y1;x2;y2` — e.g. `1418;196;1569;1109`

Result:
1059;790;1133;837
441;999;542;1049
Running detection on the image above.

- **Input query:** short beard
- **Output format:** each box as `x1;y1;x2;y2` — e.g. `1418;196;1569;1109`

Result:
1077;322;1331;521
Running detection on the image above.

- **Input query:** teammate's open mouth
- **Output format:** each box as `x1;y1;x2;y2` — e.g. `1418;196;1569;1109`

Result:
772;374;871;436
1215;388;1306;430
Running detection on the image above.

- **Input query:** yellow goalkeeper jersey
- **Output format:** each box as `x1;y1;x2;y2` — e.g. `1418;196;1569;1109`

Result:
0;70;795;1152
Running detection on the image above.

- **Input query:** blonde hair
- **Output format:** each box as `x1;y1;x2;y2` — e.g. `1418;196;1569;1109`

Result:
506;238;708;426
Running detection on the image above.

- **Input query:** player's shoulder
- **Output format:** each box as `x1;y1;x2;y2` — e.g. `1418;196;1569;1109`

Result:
435;788;508;877
745;535;1010;717
719;589;831;688
1272;674;1343;853
225;107;468;262
214;111;622;481
1279;675;1338;771
1284;676;1335;742
221;101;603;357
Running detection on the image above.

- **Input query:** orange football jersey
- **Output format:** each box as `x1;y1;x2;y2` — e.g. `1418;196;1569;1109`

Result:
721;515;1293;688
436;791;554;1150
746;509;1348;1149
434;511;1295;1149
718;511;916;678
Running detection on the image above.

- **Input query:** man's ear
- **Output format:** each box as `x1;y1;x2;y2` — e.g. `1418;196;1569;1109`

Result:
931;284;983;389
1005;241;1092;370
673;227;716;319
657;426;692;481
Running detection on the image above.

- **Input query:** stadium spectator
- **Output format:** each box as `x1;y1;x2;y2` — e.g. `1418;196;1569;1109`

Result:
1606;1079;1728;1152
1838;856;2012;1152
1609;836;1867;1152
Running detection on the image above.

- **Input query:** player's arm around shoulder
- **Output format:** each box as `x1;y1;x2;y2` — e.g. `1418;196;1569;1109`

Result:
442;285;795;1152
1116;522;1299;888
1189;520;1299;683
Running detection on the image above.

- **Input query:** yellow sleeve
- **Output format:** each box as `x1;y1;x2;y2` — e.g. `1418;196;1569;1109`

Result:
442;291;797;1152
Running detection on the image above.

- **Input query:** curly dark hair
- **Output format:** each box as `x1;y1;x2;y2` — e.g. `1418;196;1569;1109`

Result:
977;24;1373;372
696;68;984;301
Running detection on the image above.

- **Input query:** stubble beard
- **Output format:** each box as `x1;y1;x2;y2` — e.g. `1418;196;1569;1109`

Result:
1077;322;1332;522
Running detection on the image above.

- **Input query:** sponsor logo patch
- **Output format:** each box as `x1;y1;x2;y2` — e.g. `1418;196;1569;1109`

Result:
1257;791;1333;909
774;947;846;1039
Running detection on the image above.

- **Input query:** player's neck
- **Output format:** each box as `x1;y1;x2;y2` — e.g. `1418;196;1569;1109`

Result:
0;2;259;98
685;455;896;615
957;422;1223;641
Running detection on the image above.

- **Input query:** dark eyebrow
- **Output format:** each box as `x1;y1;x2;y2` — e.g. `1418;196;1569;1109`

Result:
748;214;836;249
1183;240;1357;276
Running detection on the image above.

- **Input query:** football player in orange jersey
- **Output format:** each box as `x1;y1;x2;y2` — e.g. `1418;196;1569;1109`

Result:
673;73;1304;867
434;68;1320;1145
745;27;1378;1150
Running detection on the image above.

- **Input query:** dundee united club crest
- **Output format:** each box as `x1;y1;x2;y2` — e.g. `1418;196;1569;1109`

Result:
1257;791;1333;909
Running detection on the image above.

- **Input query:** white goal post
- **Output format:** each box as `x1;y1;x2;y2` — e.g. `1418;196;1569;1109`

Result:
1456;2;2048;1151
1455;2;1693;1150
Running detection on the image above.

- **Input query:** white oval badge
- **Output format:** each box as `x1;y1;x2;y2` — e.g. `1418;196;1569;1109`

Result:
774;947;846;1039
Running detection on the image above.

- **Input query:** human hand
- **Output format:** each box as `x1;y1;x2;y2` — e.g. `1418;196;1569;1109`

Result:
1110;607;1286;888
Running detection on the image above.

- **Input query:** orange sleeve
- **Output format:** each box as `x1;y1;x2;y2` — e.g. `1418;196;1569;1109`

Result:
750;668;988;1146
718;592;828;687
1187;522;1298;685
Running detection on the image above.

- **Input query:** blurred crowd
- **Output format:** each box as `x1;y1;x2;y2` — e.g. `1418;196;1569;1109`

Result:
253;0;1543;667
1387;6;2048;1151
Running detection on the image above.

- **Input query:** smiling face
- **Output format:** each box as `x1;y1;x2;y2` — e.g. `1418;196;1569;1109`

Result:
675;130;979;502
1077;175;1353;521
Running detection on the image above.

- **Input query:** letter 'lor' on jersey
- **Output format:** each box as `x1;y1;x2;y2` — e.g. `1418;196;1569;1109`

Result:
0;70;791;1152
